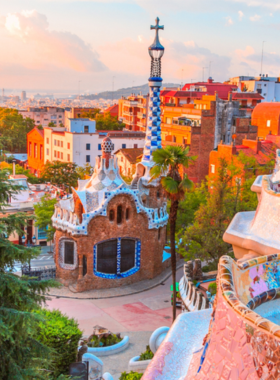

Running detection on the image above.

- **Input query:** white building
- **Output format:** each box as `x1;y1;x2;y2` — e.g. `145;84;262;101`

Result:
44;119;145;168
229;75;280;102
19;106;65;127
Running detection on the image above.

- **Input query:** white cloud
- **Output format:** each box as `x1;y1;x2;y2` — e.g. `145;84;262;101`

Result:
225;16;234;26
238;10;244;20
229;0;280;10
249;14;261;21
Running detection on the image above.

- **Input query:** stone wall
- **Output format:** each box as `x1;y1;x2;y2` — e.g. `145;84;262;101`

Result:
54;193;170;292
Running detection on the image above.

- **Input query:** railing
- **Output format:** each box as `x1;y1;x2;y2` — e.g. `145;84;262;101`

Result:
137;102;145;108
123;100;138;106
123;111;134;116
22;266;56;280
137;112;146;118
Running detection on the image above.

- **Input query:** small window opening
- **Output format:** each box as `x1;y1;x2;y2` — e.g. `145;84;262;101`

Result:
117;205;122;224
157;190;160;199
158;228;161;241
126;208;130;220
109;210;115;222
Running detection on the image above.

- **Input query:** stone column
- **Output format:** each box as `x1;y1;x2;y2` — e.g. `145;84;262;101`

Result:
78;254;83;280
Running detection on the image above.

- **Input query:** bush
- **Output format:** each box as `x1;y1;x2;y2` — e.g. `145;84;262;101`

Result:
87;333;122;347
202;261;218;273
34;309;82;378
119;371;142;380
208;282;217;296
139;345;154;361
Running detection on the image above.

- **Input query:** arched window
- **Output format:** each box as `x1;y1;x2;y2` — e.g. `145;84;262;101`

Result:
109;209;115;222
157;190;160;199
158;228;161;241
126;208;130;220
117;205;122;224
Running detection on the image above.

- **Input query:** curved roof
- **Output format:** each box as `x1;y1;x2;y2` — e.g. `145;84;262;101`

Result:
252;102;280;121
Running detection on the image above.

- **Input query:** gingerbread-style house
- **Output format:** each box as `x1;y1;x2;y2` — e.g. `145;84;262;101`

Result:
51;19;170;292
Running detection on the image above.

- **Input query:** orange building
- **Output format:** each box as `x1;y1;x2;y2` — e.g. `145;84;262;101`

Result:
209;138;277;182
252;102;280;139
27;128;44;176
118;94;148;132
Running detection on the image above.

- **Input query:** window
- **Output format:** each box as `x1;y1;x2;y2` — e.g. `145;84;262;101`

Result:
166;117;171;124
58;141;60;147
67;143;70;149
46;138;49;144
34;143;37;158
86;155;90;163
126;208;129;220
121;157;123;162
67;154;70;161
120;239;135;273
134;144;138;148
54;151;57;158
86;143;91;150
61;141;63;148
97;239;118;274
109;210;115;221
64;241;74;264
98;144;102;150
84;126;89;133
29;142;32;156
57;151;60;159
117;205;122;224
54;140;57;146
46;148;49;155
59;115;62;118
61;152;63;160
40;145;43;160
210;164;215;174
267;120;271;127
122;144;126;149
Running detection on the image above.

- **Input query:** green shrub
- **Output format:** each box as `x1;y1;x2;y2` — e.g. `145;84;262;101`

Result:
119;371;142;380
208;282;217;296
34;308;82;378
139;345;154;361
202;262;218;273
88;333;122;347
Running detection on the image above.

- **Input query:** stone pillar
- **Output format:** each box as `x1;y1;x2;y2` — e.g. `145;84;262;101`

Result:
78;254;83;280
193;259;203;280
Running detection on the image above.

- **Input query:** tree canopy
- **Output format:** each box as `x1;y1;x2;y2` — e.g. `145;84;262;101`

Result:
81;109;125;131
34;194;57;242
0;108;35;153
41;161;79;190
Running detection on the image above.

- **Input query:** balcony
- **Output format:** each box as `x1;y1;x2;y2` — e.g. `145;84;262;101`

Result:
162;140;189;148
123;111;134;117
138;102;145;108
137;120;146;128
123;100;138;106
123;119;134;126
137;112;146;118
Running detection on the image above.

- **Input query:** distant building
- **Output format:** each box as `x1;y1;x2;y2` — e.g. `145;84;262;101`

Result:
64;107;99;129
118;94;148;132
103;104;119;118
251;102;280;139
27;127;45;176
114;148;143;176
229;75;280;102
209;137;278;182
19;107;64;127
21;91;27;102
44;121;145;168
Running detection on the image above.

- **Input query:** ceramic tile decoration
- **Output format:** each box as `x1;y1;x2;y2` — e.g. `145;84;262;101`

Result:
142;152;280;380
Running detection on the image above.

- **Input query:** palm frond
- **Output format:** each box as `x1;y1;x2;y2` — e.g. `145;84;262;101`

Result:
179;175;194;191
161;177;179;194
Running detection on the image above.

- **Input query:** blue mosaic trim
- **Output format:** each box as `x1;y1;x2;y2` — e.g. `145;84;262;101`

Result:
93;237;141;279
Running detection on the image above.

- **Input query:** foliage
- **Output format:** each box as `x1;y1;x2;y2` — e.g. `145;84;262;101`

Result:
202;262;218;273
119;371;142;380
151;145;195;322
76;163;94;179
88;333;121;347
139;345;154;361
48;122;56;128
120;168;136;185
1;162;43;184
35;309;82;378
41;161;79;190
0;169;60;379
208;282;217;296
0;108;35;152
81;108;101;119
34;194;57;242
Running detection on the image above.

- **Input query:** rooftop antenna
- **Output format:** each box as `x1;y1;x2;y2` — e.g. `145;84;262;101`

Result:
202;67;208;82
260;41;265;76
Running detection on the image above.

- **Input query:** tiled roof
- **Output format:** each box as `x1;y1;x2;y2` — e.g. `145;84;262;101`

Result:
232;93;264;100
236;141;276;165
114;148;143;164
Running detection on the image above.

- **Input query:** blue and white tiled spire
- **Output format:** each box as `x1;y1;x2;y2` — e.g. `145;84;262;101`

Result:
141;17;164;169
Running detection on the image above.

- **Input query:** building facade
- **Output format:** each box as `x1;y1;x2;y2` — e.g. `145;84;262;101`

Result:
27;127;44;176
19;107;65;127
251;102;280;139
114;148;143;176
51;18;170;292
118;94;148;132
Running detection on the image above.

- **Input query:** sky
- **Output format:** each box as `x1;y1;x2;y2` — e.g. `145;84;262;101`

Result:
1;0;280;95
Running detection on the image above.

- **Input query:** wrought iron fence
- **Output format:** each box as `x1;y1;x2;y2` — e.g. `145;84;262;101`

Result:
22;266;56;280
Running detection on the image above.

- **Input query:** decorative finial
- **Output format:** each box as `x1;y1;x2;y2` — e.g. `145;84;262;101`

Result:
148;17;164;79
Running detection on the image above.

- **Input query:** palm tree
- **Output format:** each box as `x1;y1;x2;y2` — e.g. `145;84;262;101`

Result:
151;145;195;321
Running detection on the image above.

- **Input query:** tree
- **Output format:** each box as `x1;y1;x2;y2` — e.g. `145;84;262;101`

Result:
0;169;59;379
76;163;94;179
48;122;56;128
96;113;125;131
41;161;79;190
0;108;35;152
151;145;195;321
2;162;43;184
34;194;57;243
81;109;101;119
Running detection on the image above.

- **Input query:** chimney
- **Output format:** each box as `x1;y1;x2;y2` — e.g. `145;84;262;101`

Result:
12;160;16;176
256;137;262;154
228;92;232;102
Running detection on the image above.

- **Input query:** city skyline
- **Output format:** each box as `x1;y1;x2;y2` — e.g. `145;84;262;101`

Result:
1;0;280;94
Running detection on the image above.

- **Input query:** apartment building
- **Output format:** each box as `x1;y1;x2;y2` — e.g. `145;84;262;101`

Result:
27;127;44;176
118;94;148;132
19;107;65;127
44;119;145;168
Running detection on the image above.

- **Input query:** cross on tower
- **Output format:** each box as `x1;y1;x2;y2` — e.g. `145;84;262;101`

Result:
151;17;164;37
